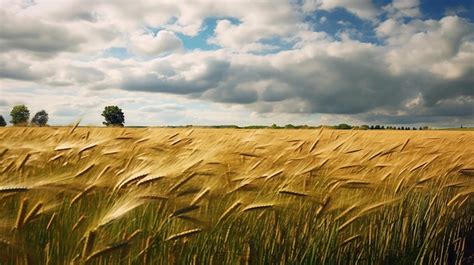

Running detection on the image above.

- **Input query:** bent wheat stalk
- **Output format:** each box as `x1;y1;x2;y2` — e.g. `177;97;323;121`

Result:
165;228;203;241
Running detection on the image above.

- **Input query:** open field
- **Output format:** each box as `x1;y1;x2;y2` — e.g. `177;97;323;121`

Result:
0;127;473;264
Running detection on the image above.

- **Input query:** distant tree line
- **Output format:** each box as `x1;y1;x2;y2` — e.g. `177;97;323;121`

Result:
191;124;432;130
334;124;430;130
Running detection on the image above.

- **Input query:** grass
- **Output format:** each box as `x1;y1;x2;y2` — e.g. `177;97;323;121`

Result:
0;127;473;264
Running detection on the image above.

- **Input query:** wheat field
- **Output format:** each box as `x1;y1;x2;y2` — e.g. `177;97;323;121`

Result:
0;127;473;264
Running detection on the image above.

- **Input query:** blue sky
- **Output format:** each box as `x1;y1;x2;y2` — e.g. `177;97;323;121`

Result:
0;0;473;127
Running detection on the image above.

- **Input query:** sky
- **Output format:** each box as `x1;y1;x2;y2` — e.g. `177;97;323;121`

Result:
0;0;473;127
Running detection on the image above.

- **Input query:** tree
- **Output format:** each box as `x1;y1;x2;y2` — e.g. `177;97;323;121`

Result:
10;105;30;126
336;123;351;130
0;115;6;127
360;125;369;130
31;110;49;126
284;124;295;129
102;106;125;127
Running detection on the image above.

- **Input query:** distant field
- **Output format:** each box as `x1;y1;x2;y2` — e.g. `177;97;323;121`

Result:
0;127;473;264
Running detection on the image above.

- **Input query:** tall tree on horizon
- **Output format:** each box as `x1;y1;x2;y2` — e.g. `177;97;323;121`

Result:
31;110;49;127
102;106;125;127
10;105;30;126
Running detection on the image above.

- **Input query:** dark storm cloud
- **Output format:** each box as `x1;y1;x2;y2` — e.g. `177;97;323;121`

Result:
269;54;411;114
421;75;474;108
121;60;230;94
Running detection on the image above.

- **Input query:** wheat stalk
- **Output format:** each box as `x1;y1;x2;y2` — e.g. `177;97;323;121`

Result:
165;228;202;241
82;230;97;258
23;201;43;226
84;241;130;263
217;201;242;225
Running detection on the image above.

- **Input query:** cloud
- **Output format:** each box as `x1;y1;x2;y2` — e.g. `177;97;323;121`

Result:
121;57;230;94
377;16;474;78
52;107;83;117
118;21;474;124
46;66;106;86
207;2;302;52
303;0;380;21
0;9;85;57
140;104;185;113
130;30;184;56
383;0;421;19
0;57;41;81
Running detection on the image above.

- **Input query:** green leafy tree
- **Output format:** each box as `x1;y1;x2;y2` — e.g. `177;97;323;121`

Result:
337;123;352;130
102;106;125;127
0;115;6;127
10;105;30;126
31;110;49;127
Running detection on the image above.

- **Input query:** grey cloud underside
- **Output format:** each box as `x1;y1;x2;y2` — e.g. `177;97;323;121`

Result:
0;11;84;56
59;66;106;85
0;60;41;81
121;60;231;94
422;75;474;108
